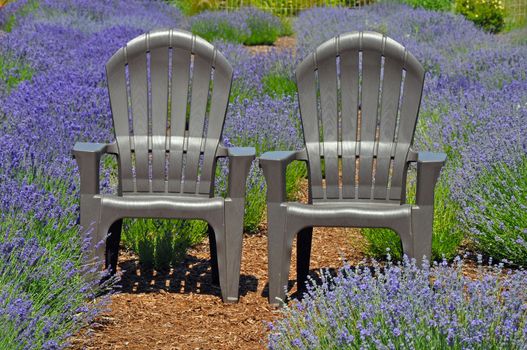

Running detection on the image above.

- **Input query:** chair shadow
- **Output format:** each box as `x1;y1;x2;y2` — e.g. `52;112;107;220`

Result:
116;254;258;298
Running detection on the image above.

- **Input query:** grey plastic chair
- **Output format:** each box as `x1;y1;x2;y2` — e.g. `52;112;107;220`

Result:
72;29;255;303
260;31;446;305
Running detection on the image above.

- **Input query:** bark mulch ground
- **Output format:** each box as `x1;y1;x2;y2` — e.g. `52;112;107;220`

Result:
69;178;368;350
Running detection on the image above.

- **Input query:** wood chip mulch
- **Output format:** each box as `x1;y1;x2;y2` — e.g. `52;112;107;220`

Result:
246;36;296;55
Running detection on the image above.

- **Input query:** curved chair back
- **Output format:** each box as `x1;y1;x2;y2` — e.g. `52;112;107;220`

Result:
106;29;233;196
295;31;425;202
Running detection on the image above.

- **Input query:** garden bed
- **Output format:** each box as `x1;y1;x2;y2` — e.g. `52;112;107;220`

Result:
1;0;527;348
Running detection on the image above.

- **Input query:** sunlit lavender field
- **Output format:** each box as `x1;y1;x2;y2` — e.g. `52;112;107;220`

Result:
0;0;526;348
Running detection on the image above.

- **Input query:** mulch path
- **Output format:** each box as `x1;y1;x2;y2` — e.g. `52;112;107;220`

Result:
246;36;296;55
69;177;368;350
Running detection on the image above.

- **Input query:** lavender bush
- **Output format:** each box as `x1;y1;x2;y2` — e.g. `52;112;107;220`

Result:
190;7;284;45
464;156;527;266
269;257;527;349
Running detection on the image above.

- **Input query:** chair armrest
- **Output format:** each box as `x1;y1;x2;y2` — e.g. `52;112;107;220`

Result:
416;151;446;207
226;147;256;199
72;142;110;195
259;150;301;203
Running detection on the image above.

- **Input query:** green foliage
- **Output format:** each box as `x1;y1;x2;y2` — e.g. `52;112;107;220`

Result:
121;219;208;270
466;157;527;266
169;0;222;16
2;0;39;32
245;13;282;45
279;16;294;36
0;55;33;91
192;19;240;43
393;0;452;11
262;72;296;97
172;0;374;17
190;8;284;45
455;0;505;33
363;174;463;261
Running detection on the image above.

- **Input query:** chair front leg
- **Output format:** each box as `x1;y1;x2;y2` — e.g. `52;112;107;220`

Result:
260;150;300;305
73;142;109;270
222;146;255;302
410;151;446;264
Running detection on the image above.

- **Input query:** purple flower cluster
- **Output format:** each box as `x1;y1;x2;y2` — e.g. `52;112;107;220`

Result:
269;257;527;349
0;228;111;349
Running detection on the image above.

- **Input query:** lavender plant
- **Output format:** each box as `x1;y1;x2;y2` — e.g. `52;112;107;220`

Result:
269;257;527;349
464;156;527;266
190;7;284;45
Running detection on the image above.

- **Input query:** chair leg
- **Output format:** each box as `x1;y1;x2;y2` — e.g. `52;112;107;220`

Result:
296;227;313;295
410;207;433;265
105;219;122;275
209;218;233;303
267;203;294;306
79;195;102;267
223;199;245;303
207;224;220;286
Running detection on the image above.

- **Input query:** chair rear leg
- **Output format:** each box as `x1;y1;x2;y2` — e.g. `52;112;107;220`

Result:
296;227;313;295
105;219;122;275
207;224;220;286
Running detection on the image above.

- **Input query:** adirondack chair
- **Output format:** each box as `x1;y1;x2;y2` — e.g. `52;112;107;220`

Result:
260;31;446;305
72;29;254;303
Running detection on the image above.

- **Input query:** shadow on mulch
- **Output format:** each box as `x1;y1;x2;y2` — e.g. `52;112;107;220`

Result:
116;254;258;298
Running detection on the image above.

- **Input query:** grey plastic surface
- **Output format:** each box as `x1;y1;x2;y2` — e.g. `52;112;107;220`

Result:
260;31;446;306
73;29;255;303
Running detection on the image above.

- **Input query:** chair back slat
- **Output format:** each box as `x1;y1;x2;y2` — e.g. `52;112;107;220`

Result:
357;33;383;199
150;32;170;193
296;31;424;203
105;29;232;196
297;55;324;199
168;39;192;193
373;38;405;199
390;53;424;201
127;35;150;192
317;39;339;199
339;35;360;199
198;53;233;195
107;48;134;193
183;39;213;194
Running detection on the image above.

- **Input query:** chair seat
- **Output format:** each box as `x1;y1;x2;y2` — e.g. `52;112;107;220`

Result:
285;201;412;232
98;194;224;222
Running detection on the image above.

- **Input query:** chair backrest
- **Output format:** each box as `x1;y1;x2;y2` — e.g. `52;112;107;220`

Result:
296;31;425;203
106;29;233;196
